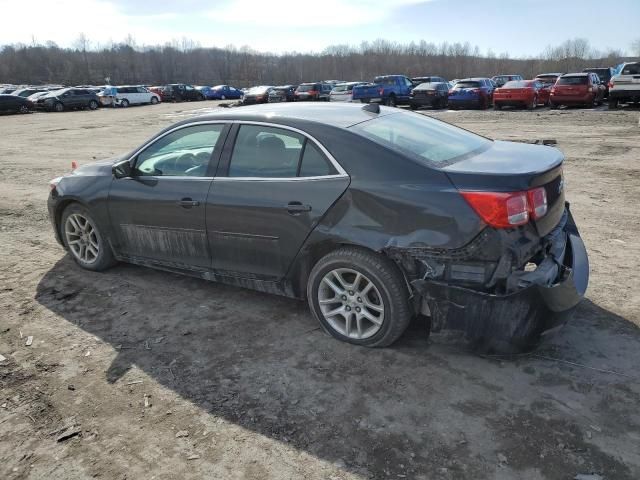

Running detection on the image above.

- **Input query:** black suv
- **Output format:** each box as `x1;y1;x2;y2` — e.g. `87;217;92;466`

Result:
162;84;205;102
36;88;100;112
268;85;297;102
582;67;614;97
0;94;33;114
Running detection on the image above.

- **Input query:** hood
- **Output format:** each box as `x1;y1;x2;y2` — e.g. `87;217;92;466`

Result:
72;154;127;176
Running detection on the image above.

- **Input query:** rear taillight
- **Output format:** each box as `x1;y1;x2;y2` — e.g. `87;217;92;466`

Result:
528;187;547;219
608;81;614;89
461;191;529;228
462;185;551;228
378;88;384;95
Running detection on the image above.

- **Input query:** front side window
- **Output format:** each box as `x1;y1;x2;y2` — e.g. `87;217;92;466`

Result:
228;125;337;178
350;112;490;167
135;124;224;177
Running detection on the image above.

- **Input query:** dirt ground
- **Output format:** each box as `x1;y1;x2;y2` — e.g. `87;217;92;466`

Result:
1;101;639;480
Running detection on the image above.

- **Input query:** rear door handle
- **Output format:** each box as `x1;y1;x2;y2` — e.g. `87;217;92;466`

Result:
178;198;200;208
286;202;312;214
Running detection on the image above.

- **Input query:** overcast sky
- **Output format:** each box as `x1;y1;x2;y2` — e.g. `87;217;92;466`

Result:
1;0;638;57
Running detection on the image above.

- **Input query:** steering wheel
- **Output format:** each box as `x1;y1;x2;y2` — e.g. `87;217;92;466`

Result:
172;153;198;174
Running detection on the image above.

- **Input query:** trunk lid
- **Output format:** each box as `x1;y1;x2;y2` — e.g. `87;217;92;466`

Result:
442;141;565;236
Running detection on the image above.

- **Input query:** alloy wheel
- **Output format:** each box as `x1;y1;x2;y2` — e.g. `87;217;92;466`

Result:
65;213;100;264
318;268;385;339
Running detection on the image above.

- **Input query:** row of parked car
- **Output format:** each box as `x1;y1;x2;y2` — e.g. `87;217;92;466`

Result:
0;83;247;114
1;62;638;115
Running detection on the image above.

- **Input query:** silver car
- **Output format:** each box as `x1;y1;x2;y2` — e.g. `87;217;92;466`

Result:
329;82;369;102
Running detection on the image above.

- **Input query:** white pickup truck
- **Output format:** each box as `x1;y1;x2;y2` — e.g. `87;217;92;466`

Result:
609;62;640;109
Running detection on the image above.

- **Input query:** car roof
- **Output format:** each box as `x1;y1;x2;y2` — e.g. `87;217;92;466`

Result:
457;78;488;81
562;73;589;77
536;73;563;76
184;102;397;129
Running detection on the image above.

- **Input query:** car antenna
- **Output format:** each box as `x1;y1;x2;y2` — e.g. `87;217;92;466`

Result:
361;103;380;114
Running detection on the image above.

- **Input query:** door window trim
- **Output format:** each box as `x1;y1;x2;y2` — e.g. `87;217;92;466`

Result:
215;121;349;182
126;121;231;179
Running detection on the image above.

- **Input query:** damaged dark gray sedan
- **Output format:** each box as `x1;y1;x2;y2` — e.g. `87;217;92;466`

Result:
48;103;589;353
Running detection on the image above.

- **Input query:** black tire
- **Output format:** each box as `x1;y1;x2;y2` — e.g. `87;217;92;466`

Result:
386;95;396;107
88;100;99;110
494;103;502;110
197;94;205;101
409;103;418;110
150;96;159;105
549;101;558;110
19;104;30;114
528;95;537;111
120;99;129;108
608;99;618;109
60;203;117;272
307;247;412;347
54;102;64;112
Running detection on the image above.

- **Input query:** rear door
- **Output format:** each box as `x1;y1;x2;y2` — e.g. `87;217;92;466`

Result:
206;123;350;281
108;122;229;269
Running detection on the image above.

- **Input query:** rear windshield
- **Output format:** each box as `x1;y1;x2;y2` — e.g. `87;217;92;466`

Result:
502;80;531;88
536;76;558;83
374;77;397;86
350;112;490;167
454;81;480;89
621;64;640;75
558;76;588;85
415;82;441;90
247;86;269;94
298;84;319;92
584;69;609;77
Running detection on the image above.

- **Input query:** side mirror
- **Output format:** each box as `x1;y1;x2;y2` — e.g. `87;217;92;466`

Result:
113;159;133;179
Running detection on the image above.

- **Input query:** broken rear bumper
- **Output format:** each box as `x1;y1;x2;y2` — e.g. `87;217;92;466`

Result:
412;207;589;354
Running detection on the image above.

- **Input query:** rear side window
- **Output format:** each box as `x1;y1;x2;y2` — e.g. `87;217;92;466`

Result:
228;125;337;178
351;112;490;167
558;76;588;85
299;143;335;177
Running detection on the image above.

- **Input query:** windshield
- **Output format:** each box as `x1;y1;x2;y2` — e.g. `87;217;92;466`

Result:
558;76;588;85
350;112;490;167
621;64;640;75
454;81;480;89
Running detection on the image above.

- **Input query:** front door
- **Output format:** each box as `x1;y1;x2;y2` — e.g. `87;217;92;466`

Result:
108;122;229;270
206;123;350;281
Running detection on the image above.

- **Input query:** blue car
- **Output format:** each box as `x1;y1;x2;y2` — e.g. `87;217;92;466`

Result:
447;77;495;110
209;85;243;100
194;86;216;100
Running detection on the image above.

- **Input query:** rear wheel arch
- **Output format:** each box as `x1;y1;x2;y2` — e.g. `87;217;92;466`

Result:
291;240;411;300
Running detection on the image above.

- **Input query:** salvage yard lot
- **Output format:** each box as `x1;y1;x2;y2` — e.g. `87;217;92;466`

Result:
1;103;639;480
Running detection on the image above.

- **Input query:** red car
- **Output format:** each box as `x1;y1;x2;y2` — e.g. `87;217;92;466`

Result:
148;86;167;101
493;80;550;110
550;73;605;108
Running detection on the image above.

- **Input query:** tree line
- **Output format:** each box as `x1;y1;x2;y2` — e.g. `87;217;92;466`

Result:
0;37;636;87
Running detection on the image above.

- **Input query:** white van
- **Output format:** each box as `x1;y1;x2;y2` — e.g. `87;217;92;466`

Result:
115;86;161;106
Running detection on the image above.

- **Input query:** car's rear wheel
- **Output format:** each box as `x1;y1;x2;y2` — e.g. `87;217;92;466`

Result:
19;104;29;114
61;204;116;271
120;99;129;108
54;102;64;112
221;95;226;100
608;99;618;109
307;247;412;347
409;103;418;110
386;95;396;107
528;95;537;110
549;101;558;109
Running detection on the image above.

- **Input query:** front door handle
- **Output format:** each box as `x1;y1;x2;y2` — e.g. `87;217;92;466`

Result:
286;202;312;214
178;198;200;208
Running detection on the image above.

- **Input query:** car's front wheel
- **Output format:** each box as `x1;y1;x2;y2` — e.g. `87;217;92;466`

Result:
150;96;159;105
307;247;412;347
61;204;116;271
